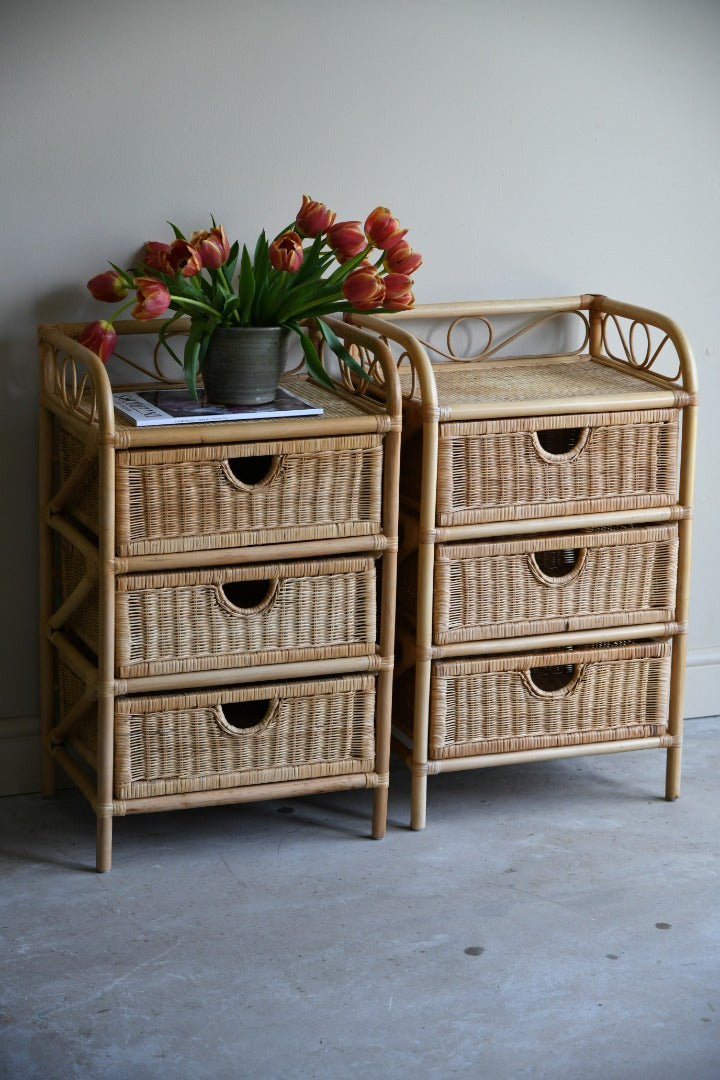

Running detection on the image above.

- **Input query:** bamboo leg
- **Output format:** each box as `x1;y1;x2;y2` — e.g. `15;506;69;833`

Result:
667;403;697;799
96;805;113;873
371;784;388;839
410;536;435;830
665;632;688;800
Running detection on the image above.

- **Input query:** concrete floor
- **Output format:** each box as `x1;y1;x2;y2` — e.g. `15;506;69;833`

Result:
1;717;719;1080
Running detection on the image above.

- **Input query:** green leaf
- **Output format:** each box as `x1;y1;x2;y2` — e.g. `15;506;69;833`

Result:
237;245;255;323
286;321;335;389
223;240;240;284
316;317;372;382
167;221;186;241
183;319;206;400
157;314;185;368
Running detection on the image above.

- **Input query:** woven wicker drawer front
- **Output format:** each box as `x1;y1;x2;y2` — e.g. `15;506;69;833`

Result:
111;675;376;799
58;668;377;800
112;557;377;677
435;410;679;526
429;525;678;643
58;428;384;555
421;641;671;759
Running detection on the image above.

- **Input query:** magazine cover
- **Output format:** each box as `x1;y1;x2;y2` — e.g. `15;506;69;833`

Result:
112;386;324;426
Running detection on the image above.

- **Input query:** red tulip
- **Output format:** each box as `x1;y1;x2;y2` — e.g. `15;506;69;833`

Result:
295;195;336;238
166;239;203;278
190;225;230;270
342;265;386;310
383;273;415;311
77;320;117;364
87;270;129;303
327;220;367;263
364;206;407;250
269;230;304;272
383;239;422;276
143;241;172;274
131;277;172;321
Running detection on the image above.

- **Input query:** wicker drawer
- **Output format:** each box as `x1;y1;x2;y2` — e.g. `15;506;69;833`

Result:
433;409;679;526
59;665;377;800
59;427;384;556
422;525;678;643
394;640;672;759
61;548;377;677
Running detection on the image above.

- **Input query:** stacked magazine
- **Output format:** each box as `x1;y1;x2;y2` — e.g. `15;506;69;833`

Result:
112;386;323;426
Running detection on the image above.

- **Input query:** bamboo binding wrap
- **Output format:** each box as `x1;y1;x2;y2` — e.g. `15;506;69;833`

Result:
58;663;377;800
58;426;384;556
397;524;678;643
394;640;672;759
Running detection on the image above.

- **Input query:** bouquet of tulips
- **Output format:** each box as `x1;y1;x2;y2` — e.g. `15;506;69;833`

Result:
80;196;422;397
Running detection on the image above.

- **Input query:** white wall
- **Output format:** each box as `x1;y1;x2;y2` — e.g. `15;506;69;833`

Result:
2;0;718;794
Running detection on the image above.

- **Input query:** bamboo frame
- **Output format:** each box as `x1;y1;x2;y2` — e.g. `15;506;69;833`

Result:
349;295;697;828
38;318;401;869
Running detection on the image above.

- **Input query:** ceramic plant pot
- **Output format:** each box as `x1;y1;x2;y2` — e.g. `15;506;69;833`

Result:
201;326;292;405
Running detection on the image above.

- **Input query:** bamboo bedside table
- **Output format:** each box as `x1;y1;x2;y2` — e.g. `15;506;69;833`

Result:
346;295;697;829
38;318;401;870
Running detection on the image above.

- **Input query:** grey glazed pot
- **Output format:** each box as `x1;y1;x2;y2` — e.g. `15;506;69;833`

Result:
201;326;292;405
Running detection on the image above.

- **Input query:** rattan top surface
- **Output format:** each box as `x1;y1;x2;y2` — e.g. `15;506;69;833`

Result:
110;373;381;429
399;355;677;418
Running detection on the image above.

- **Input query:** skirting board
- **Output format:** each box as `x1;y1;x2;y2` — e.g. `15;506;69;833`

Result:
1;653;718;797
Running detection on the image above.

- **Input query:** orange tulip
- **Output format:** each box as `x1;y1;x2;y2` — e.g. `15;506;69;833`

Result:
131;277;172;321
166;239;203;278
383;273;415;311
364;206;407;250
295;195;336;238
384;239;422;276
190;225;230;270
269;230;304;272
342;265;386;310
327;220;367;263
143;241;172;274
77;320;117;364
87;270;129;303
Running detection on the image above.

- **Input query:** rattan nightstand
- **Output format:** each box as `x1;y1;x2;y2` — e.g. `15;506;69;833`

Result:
39;318;401;870
347;295;697;828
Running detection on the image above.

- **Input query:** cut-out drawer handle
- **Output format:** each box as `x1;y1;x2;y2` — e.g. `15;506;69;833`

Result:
522;663;584;698
217;578;280;613
531;427;590;462
222;454;283;488
528;547;588;586
215;699;279;735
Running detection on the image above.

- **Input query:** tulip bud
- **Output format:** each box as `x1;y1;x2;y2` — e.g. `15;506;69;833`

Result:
295;195;336;238
269;230;304;272
77;320;117;364
131;277;172;321
383;239;422;276
87;270;129;303
383;273;415;311
327;221;367;263
342;265;386;310
190;225;230;270
166;239;203;278
143;241;172;274
364;206;407;250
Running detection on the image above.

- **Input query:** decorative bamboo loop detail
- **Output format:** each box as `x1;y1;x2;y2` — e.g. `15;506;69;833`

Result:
55;351;98;424
602;314;681;383
409;309;591;365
